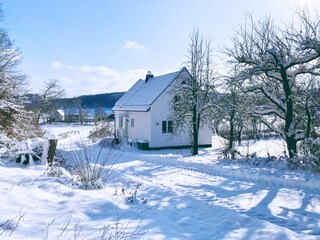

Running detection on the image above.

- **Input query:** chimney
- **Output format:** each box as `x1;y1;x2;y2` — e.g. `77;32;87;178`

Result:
145;71;154;82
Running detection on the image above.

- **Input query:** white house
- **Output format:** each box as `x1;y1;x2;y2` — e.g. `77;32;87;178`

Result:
112;67;212;149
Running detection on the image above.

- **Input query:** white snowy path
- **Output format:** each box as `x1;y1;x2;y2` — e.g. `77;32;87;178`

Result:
112;148;320;239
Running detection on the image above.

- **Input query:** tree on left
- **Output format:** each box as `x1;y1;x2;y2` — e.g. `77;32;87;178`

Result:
36;79;65;124
0;7;41;140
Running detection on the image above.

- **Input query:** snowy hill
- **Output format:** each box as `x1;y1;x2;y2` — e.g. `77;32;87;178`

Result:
0;124;319;239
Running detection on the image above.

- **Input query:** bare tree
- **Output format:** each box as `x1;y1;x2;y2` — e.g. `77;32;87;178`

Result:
212;73;255;158
64;97;85;124
0;18;40;139
223;86;251;147
295;75;320;138
74;97;85;124
37;79;65;124
94;106;107;124
225;9;320;158
172;28;214;155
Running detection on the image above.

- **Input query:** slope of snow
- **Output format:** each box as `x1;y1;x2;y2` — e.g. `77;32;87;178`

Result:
0;124;319;239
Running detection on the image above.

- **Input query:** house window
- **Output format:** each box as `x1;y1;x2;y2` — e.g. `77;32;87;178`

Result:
119;117;123;128
162;120;173;133
131;118;134;127
168;121;173;133
162;121;167;133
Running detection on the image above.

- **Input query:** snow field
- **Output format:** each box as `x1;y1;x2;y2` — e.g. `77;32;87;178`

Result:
0;124;319;239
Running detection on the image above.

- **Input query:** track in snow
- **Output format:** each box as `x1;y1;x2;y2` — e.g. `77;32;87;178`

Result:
117;151;320;237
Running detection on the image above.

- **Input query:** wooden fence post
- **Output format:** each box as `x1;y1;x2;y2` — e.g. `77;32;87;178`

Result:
47;139;58;166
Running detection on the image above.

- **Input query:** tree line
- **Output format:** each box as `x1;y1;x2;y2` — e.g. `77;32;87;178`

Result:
173;8;320;158
25;91;124;123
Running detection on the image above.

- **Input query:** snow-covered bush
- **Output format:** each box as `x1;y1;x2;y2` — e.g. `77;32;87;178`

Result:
57;131;80;140
97;217;143;240
119;182;147;205
88;121;113;142
291;138;320;172
287;156;320;172
244;156;286;168
221;147;240;159
87;121;119;149
0;134;14;156
57;140;121;189
43;166;71;178
302;138;320;158
98;138;118;148
10;138;46;165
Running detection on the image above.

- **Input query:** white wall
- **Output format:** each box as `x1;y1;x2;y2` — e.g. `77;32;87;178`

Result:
150;86;190;148
127;111;151;142
149;69;212;148
114;110;151;143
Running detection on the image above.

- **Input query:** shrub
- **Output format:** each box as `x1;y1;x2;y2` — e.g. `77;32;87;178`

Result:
56;139;122;189
303;138;320;159
10;138;46;165
45;211;143;240
98;138;117;148
120;182;147;205
88;121;113;142
221;146;240;159
0;209;26;237
292;138;320;172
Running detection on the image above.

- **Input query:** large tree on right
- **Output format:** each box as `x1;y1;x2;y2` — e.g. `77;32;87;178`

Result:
225;10;320;158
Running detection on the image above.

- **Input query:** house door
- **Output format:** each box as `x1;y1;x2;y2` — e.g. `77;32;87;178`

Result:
124;117;128;138
117;116;128;140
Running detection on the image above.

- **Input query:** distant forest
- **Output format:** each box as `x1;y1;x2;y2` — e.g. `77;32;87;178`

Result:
59;92;125;109
25;92;125;110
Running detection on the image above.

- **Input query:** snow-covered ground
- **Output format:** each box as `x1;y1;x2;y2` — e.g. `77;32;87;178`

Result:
0;124;320;240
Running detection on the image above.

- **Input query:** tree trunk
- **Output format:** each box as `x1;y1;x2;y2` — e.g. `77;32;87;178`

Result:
192;105;199;155
192;127;199;155
36;106;43;124
286;136;297;159
237;124;243;145
228;109;235;150
281;68;297;158
251;119;258;141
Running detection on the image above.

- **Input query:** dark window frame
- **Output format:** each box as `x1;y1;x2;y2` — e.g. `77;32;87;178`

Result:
162;121;167;133
162;120;173;133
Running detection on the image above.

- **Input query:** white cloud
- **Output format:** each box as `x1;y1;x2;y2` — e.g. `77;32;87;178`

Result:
48;61;152;96
79;65;121;79
50;61;66;68
123;40;145;50
50;61;76;70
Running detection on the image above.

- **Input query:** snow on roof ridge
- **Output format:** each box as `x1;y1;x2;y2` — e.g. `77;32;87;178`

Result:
113;67;188;111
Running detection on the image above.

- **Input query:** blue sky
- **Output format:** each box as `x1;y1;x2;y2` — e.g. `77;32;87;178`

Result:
2;0;319;97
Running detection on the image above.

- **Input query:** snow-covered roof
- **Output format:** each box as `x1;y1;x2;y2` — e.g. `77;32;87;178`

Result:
64;108;81;115
57;109;65;117
113;67;189;112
